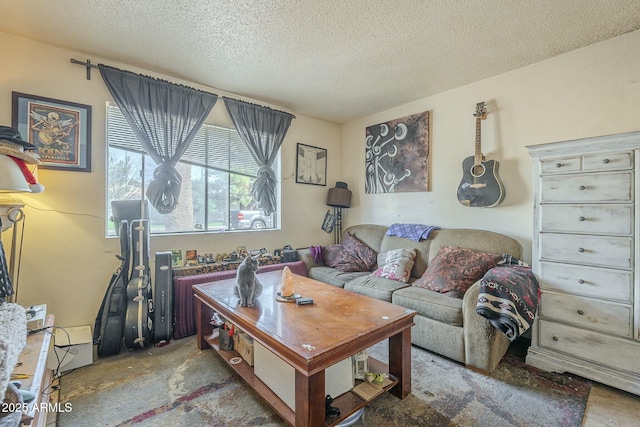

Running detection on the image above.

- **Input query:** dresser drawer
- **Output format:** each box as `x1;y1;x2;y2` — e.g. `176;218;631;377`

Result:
540;233;632;269
538;320;640;375
541;172;632;203
541;156;581;174
540;204;632;235
583;152;633;172
539;262;632;302
540;292;631;336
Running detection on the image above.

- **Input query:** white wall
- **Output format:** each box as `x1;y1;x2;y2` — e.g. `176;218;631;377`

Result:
0;32;341;327
341;29;640;263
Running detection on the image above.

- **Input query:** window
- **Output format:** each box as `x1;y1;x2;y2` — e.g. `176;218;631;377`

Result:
106;103;279;235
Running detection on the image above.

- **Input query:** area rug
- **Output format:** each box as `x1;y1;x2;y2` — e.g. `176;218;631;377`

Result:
57;337;590;427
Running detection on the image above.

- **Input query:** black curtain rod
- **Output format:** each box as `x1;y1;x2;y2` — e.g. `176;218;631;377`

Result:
70;57;295;118
70;58;98;80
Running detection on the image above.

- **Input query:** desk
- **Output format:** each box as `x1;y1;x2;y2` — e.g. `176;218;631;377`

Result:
173;261;307;339
195;271;415;426
17;314;55;426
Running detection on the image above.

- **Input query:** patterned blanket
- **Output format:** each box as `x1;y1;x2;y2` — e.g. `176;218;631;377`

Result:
476;255;540;341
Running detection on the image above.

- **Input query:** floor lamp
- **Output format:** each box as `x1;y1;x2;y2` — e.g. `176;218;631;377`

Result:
326;182;352;245
0;154;36;303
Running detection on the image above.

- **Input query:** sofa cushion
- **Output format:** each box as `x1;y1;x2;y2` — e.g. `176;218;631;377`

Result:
322;232;377;272
343;224;388;253
392;285;463;326
344;274;410;302
308;266;370;288
427;229;522;263
372;248;416;283
412;246;502;298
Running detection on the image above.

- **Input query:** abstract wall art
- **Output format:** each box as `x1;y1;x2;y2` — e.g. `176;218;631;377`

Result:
365;110;430;194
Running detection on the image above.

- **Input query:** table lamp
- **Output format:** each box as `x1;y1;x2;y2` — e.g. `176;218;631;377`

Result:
326;182;351;244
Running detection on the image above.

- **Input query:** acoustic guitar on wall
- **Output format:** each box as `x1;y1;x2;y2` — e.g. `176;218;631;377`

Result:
457;101;505;208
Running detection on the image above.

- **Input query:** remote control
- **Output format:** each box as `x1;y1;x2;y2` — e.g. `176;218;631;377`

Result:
296;297;314;306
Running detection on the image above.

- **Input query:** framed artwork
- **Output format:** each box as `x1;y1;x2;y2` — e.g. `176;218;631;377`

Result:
12;92;92;172
365;110;430;193
296;143;327;186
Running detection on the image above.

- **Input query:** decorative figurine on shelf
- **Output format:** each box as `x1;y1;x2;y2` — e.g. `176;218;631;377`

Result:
233;256;263;307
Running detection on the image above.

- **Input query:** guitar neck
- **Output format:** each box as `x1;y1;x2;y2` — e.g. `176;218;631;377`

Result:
474;116;483;165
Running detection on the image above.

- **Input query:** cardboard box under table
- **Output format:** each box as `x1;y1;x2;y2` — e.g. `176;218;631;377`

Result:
234;332;254;366
253;341;354;411
47;325;93;372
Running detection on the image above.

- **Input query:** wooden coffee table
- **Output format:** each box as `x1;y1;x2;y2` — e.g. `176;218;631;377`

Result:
194;270;416;427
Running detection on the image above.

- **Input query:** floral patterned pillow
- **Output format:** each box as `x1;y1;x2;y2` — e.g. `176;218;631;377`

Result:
372;248;416;283
322;233;378;272
341;232;378;271
412;246;502;298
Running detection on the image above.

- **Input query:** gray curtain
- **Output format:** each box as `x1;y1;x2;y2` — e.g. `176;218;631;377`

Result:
223;98;294;216
99;64;218;214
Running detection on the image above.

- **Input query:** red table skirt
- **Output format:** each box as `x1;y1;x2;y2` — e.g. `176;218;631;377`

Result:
172;260;307;339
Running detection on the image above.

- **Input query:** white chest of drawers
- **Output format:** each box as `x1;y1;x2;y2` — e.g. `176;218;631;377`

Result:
526;131;640;396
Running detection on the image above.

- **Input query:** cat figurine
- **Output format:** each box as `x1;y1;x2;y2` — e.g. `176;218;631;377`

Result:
233;256;263;307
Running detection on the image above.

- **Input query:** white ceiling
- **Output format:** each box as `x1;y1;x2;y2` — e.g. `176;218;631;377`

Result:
2;0;640;123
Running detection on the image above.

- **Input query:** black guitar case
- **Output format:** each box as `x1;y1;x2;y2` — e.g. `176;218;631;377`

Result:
153;251;173;343
124;219;154;349
94;220;130;357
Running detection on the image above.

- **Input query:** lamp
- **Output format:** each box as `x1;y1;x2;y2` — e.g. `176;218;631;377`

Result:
0;126;45;303
0;154;29;231
326;182;351;244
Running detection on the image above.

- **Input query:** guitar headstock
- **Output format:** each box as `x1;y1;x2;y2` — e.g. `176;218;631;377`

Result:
474;102;487;120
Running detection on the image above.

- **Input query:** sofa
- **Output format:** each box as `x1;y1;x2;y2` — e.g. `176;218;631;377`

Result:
298;224;522;373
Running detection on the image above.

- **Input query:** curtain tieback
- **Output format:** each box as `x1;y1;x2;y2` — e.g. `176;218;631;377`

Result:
146;162;183;214
252;166;277;216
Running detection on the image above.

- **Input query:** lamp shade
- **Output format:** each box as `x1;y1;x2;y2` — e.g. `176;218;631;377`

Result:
0;155;31;192
327;187;352;208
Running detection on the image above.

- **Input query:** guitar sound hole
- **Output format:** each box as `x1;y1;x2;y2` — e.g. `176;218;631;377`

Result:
471;164;486;178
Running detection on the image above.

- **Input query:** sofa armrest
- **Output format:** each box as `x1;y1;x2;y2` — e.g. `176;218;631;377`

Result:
461;281;510;372
297;248;324;273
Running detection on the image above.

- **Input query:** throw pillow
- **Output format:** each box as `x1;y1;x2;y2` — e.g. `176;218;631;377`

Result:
412;246;502;298
322;233;378;272
341;232;378;271
372;248;416;283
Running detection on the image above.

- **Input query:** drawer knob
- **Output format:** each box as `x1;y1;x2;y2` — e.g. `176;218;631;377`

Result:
556;163;563;168
578;216;585;221
552;336;559;341
578;185;586;190
602;158;610;164
578;247;585;253
577;309;585;315
578;279;585;284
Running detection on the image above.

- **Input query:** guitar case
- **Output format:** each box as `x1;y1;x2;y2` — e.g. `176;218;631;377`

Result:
153;251;173;343
94;220;130;357
124;219;154;349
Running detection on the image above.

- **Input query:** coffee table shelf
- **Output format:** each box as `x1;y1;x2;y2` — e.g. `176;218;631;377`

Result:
203;327;398;427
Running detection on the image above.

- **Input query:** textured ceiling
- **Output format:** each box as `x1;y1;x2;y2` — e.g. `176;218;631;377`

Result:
2;0;640;123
